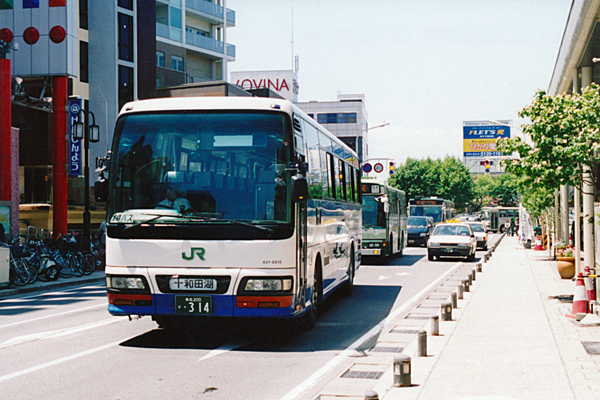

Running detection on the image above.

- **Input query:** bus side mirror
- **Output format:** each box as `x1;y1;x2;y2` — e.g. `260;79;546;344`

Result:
291;175;308;203
383;203;390;213
95;180;108;202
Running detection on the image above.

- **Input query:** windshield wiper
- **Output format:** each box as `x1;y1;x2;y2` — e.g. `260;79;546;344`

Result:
123;213;273;233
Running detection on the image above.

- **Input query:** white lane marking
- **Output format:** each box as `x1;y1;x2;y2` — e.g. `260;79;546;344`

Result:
378;275;389;281
279;261;463;400
198;341;252;362
0;303;106;329
0;340;122;383
0;284;105;302
396;272;410;276
0;318;122;349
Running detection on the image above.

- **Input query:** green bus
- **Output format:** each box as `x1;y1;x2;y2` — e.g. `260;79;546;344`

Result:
361;179;407;259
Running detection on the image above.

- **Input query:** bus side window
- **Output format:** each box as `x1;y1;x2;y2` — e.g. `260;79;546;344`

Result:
338;160;347;201
328;153;337;199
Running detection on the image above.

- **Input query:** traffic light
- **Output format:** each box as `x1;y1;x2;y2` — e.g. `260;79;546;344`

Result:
389;161;395;175
480;160;493;172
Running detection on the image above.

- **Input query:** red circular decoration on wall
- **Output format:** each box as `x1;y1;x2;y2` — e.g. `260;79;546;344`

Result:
23;27;39;45
49;25;66;44
0;28;13;43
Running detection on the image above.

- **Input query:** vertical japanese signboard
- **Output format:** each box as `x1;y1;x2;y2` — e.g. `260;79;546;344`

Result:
68;98;82;176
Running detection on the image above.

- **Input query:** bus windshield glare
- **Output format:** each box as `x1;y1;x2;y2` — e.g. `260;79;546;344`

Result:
108;111;293;226
410;205;443;223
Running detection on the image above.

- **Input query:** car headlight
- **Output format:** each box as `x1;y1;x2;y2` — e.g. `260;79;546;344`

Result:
420;233;427;237
457;243;470;248
106;276;146;290
428;242;440;248
244;277;293;292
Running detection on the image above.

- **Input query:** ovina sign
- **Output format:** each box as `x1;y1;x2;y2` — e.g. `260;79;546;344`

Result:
231;70;299;103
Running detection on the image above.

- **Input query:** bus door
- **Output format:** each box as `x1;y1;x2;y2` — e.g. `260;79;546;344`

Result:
296;202;308;311
491;210;499;231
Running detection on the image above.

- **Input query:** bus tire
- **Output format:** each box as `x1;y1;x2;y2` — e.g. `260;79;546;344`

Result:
341;248;355;297
395;235;403;258
298;260;322;331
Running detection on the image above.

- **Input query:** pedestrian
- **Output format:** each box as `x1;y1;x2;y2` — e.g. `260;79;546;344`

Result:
510;218;516;236
504;220;510;235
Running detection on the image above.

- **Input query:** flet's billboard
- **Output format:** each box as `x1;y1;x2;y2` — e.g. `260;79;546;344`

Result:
463;120;511;158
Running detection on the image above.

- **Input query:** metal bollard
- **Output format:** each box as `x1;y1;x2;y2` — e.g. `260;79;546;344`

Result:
393;354;411;387
471;267;477;281
417;329;427;357
462;278;470;292
450;291;458;308
430;314;439;336
441;301;452;321
467;272;473;286
364;389;379;400
476;262;482;272
457;284;464;300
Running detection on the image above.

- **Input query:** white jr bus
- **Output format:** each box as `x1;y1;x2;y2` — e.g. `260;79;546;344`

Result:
103;97;362;330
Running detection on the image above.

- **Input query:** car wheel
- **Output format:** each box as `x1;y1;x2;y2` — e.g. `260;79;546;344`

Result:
428;252;434;261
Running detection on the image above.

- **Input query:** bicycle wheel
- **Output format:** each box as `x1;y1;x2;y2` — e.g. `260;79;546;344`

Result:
24;259;38;283
9;263;27;286
82;253;96;275
59;257;74;278
71;254;84;277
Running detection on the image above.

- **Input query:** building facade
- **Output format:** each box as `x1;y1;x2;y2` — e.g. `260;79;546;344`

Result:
296;94;369;163
2;0;235;220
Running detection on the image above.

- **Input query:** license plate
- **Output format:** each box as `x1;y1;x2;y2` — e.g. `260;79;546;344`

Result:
408;240;415;243
175;296;212;314
169;278;217;291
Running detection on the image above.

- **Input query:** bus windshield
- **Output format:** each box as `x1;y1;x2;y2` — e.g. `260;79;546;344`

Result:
108;111;293;226
362;196;386;228
410;205;443;223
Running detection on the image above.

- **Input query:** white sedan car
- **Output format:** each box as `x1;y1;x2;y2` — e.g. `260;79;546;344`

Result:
427;223;477;262
467;222;488;250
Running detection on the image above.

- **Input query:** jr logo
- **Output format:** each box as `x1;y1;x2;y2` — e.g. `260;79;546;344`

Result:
182;247;206;261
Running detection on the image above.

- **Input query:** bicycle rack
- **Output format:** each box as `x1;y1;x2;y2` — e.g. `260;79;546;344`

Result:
27;226;37;241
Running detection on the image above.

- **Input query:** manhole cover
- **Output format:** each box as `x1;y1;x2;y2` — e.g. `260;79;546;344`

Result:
370;346;404;353
390;329;421;335
582;341;600;355
341;370;384;379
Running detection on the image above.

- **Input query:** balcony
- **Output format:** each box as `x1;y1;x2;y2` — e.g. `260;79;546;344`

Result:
185;30;236;58
186;0;235;26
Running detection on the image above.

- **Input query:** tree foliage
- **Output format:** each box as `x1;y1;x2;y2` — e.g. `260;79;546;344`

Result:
497;84;600;195
388;156;473;211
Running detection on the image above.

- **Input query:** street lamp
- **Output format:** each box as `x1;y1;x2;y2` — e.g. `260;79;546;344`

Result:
72;99;99;253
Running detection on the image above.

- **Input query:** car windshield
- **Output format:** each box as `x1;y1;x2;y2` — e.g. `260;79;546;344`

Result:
408;218;428;227
433;225;471;236
469;224;485;232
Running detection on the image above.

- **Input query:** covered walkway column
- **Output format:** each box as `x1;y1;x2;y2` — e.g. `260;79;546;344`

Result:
581;66;595;271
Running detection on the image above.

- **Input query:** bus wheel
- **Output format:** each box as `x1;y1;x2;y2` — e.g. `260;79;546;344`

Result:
395;235;403;258
341;248;355;296
298;262;322;331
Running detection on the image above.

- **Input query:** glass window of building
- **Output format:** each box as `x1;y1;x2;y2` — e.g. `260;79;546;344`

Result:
118;65;134;111
80;41;89;83
118;0;133;10
317;113;357;124
156;51;165;67
172;55;184;72
79;0;88;30
118;13;134;62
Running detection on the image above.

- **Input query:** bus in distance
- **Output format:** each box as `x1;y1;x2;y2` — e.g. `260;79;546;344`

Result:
408;198;455;224
103;97;362;330
361;179;407;260
481;206;519;232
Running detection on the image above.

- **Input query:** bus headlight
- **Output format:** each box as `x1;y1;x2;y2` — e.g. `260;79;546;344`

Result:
242;277;293;292
106;276;147;290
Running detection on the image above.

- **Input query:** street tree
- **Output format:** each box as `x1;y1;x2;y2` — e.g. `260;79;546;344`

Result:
389;156;473;211
497;84;600;196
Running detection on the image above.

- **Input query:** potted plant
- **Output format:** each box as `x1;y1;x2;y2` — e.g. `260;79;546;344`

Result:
555;242;575;279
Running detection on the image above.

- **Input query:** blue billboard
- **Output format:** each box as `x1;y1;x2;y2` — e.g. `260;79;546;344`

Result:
463;120;511;158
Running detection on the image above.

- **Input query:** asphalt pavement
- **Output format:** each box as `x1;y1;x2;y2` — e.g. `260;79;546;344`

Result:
2;236;600;400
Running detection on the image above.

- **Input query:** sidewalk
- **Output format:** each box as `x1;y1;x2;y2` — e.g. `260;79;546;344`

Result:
385;235;600;400
0;270;105;299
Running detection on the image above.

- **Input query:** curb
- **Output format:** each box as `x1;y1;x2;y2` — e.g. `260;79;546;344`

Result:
0;271;105;299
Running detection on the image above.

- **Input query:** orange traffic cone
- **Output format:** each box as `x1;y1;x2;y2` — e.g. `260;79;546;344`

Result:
534;236;543;251
566;273;589;318
584;266;597;303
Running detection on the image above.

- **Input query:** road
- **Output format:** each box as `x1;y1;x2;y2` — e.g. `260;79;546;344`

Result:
0;236;499;400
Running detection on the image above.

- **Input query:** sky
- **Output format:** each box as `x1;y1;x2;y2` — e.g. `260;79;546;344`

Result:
226;0;573;164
